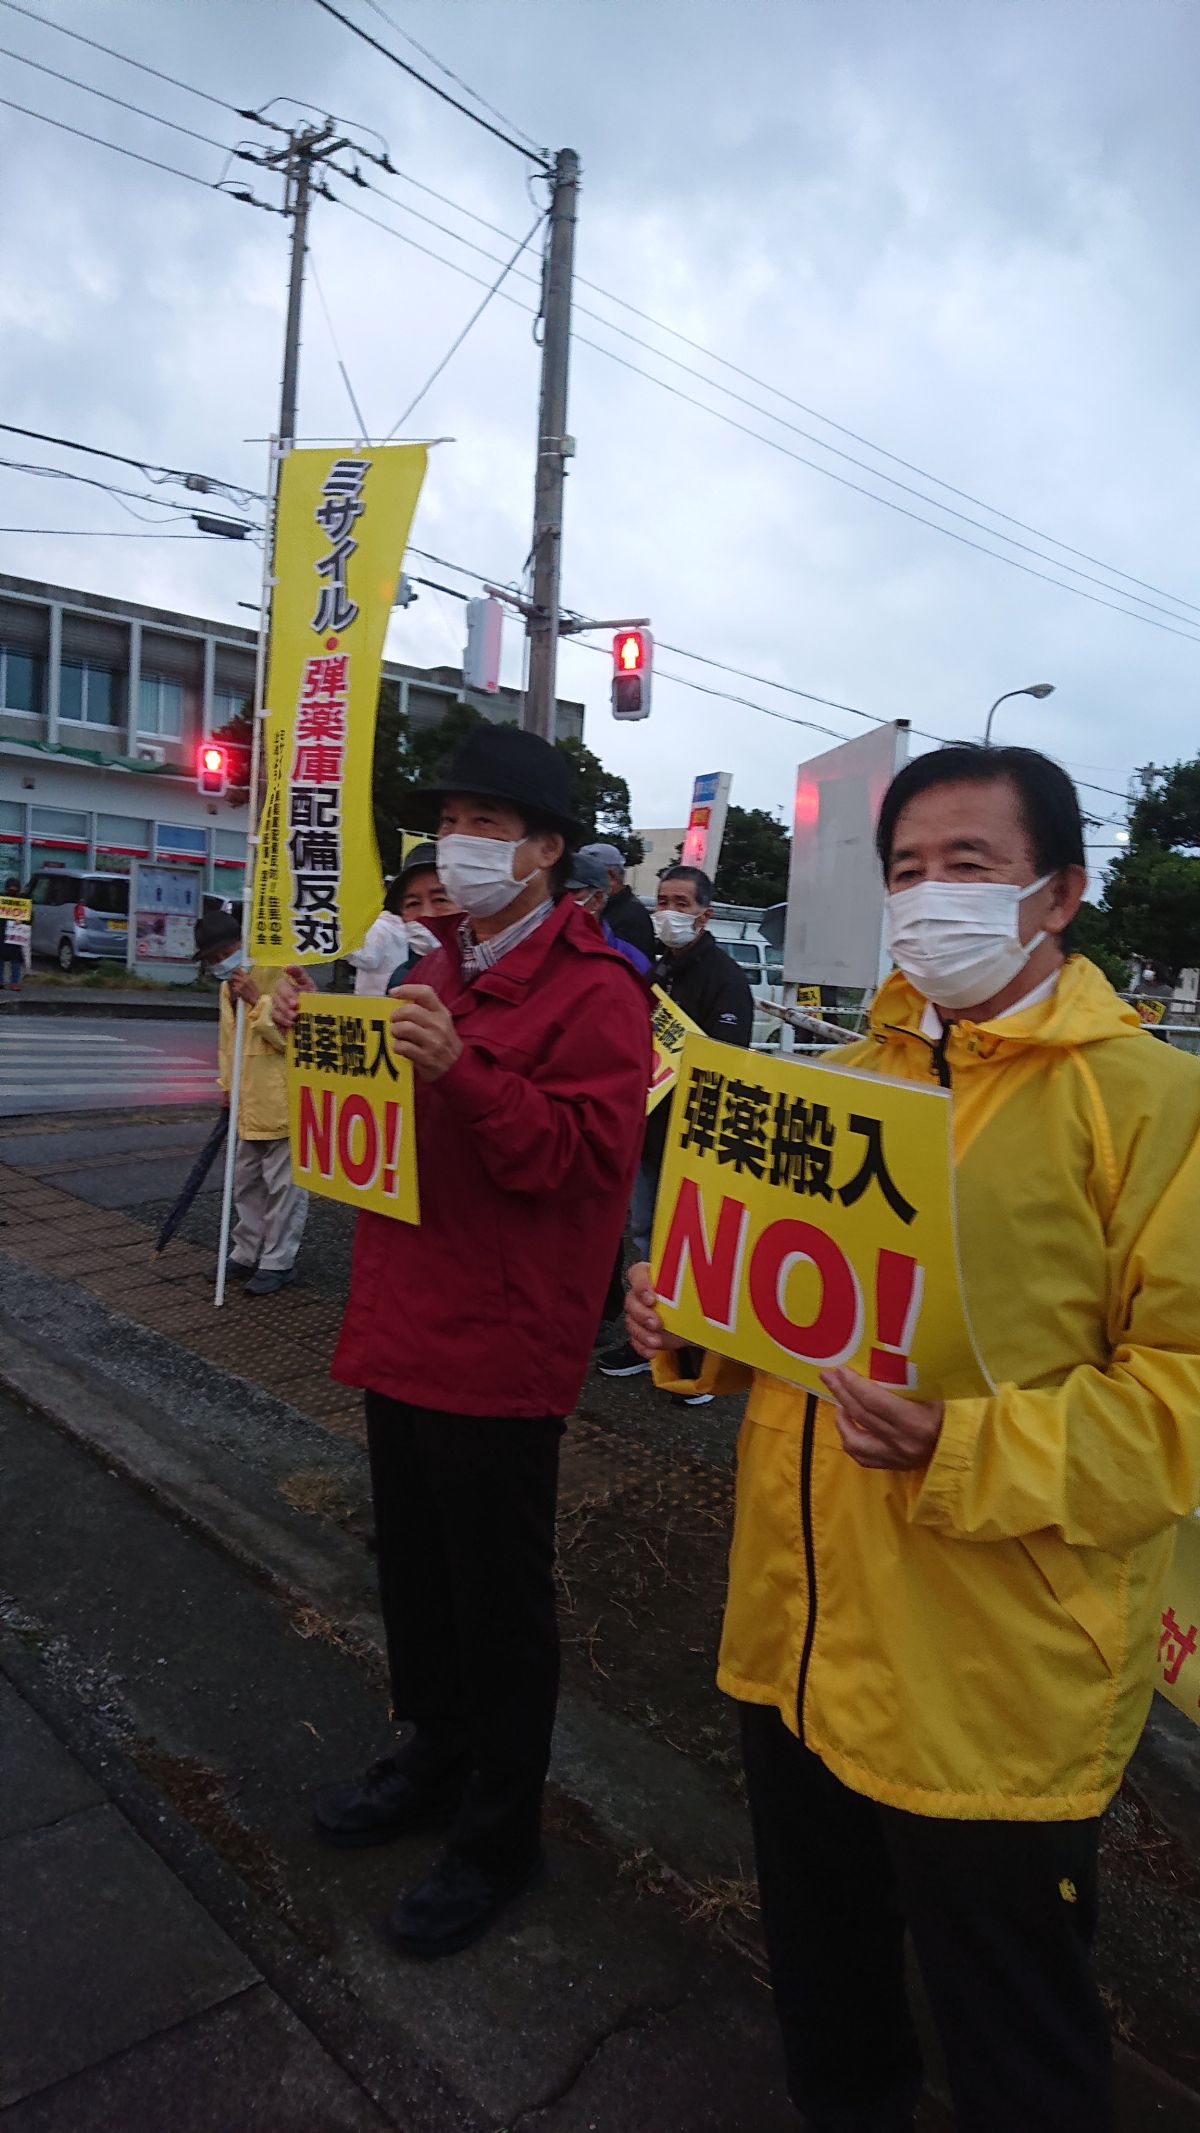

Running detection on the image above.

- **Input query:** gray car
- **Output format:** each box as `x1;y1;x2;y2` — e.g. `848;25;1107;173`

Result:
27;869;130;970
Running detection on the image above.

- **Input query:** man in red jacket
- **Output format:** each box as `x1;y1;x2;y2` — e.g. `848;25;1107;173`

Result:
274;727;650;1958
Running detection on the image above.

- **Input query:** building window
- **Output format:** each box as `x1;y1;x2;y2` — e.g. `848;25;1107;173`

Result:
213;829;247;860
138;675;183;739
0;644;43;714
30;806;88;847
60;659;117;727
96;812;151;856
155;822;207;860
212;686;250;729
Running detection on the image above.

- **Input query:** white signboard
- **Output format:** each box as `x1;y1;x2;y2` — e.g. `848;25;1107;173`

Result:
680;771;732;879
127;860;201;968
783;723;909;989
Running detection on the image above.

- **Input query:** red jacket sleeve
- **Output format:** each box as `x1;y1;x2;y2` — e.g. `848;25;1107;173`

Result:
436;968;650;1198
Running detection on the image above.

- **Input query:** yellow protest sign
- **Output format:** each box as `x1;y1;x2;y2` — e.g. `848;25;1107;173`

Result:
0;896;31;923
287;992;419;1224
649;1035;990;1402
400;829;429;863
1155;1516;1200;1728
795;984;821;1011
250;443;428;965
1134;996;1167;1026
648;986;703;1114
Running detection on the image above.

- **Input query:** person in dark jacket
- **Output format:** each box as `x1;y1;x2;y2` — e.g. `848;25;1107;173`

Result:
1;876;26;993
272;728;650;1959
578;841;656;964
597;864;754;1380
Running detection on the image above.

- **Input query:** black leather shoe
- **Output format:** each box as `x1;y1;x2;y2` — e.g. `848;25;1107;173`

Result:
387;1848;543;1959
312;1756;463;1849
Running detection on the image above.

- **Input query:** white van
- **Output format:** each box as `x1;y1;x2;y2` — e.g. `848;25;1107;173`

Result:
708;908;785;1046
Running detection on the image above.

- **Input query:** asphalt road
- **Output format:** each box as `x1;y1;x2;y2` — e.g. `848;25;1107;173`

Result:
0;1020;218;1118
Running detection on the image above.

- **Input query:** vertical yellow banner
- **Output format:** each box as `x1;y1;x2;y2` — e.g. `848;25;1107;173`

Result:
250;443;428;964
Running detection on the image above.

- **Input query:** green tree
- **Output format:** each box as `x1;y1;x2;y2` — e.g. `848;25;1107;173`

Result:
1070;900;1132;991
714;804;790;906
369;700;642;875
555;736;642;864
1101;846;1200;985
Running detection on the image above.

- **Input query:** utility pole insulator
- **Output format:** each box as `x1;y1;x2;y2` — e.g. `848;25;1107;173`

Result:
524;148;580;744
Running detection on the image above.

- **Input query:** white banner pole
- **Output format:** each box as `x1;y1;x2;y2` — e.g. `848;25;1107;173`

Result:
213;439;282;1309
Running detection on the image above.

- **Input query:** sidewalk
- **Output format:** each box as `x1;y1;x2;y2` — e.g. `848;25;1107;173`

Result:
0;1641;395;2131
3;1104;1200;2127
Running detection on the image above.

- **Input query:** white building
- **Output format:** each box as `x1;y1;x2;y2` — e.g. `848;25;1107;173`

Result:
627;826;687;898
0;571;584;901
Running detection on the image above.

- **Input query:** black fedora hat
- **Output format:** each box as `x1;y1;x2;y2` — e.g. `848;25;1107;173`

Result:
414;724;582;841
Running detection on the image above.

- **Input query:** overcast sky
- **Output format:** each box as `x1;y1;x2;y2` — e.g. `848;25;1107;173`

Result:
3;0;1199;858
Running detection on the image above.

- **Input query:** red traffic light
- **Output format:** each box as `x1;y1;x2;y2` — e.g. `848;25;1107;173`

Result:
613;629;647;675
197;742;228;796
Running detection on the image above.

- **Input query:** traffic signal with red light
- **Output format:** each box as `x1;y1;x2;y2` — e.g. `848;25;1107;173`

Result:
611;629;652;721
197;742;228;797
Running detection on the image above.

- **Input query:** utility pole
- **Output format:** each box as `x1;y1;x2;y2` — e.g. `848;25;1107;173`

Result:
525;147;580;742
257;122;347;446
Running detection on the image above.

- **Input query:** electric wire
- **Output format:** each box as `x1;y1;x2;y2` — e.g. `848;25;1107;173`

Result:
0;424;263;506
327;193;1200;651
385;212;546;438
0;92;270;196
0;455;240;523
307;251;372;440
0;0;242;113
311;0;553;169
351;165;1200;623
0;526;224;538
357;0;549;160
0;40;247;156
0;419;1140;805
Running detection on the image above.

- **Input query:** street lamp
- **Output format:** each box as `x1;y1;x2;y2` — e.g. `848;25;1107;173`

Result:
983;682;1055;746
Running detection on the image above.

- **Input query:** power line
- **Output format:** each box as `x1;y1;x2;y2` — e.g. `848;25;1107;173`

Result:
0;0;241;113
0;526;223;538
0;415;1141;804
311;0;553;171
357;0;549;161
0;91;275;201
0;455;232;521
0;423;264;506
308;251;371;440
326;193;1200;651
354;163;1200;625
385;211;546;439
0;40;247;157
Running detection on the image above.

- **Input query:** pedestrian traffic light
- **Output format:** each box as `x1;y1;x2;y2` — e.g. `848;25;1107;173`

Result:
197;742;228;797
611;629;652;721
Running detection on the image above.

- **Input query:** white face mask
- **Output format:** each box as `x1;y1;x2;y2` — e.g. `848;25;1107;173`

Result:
210;947;245;980
404;920;440;958
653;907;699;951
436;832;531;920
884;875;1053;1012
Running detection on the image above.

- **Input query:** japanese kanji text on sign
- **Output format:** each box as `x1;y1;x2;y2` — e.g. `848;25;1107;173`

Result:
250;444;428;966
287;991;420;1224
649;1033;991;1401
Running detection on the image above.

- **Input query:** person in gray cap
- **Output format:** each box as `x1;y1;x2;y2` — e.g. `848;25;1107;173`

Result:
577;841;655;964
566;850;651;978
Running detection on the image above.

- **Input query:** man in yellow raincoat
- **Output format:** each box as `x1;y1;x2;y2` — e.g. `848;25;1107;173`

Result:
627;743;1200;2133
196;906;307;1296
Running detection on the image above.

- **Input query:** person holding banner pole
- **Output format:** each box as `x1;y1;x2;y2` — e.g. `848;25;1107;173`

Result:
0;877;26;992
273;727;650;1959
626;745;1200;2133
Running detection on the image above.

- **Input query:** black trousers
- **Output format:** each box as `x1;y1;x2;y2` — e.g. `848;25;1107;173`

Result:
739;1704;1113;2133
365;1393;563;1875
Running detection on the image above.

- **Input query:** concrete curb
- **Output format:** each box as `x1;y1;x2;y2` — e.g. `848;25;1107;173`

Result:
0;1276;753;1900
7;991;219;1020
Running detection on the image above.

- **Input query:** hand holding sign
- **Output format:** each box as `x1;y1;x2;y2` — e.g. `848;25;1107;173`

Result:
387;983;462;1083
625;1259;687;1360
820;1365;944;1470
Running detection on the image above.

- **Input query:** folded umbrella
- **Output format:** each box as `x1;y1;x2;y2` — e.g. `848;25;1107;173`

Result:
153;1111;229;1256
